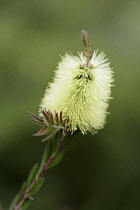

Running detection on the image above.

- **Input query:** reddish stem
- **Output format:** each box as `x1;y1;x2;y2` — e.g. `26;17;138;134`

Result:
14;132;69;210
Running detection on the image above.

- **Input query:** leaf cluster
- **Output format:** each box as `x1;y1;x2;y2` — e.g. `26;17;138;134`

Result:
30;109;69;142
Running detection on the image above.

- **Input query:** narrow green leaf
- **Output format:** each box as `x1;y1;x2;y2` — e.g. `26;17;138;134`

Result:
49;150;65;169
41;144;51;166
52;131;61;156
33;126;55;136
20;199;31;210
42;129;59;142
26;164;38;187
17;181;26;203
28;178;45;197
9;195;19;210
35;142;52;179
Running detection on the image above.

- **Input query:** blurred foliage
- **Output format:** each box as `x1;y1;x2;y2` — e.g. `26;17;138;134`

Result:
0;0;140;209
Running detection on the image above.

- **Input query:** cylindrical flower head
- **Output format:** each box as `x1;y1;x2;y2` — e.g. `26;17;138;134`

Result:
40;50;114;135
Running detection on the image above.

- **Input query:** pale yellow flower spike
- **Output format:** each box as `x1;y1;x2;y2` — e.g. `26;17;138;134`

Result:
40;31;114;135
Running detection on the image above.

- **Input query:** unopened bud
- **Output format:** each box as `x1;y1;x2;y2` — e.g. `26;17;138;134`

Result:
81;30;90;49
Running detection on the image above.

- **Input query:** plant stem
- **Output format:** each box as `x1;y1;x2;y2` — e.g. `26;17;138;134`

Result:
14;131;69;210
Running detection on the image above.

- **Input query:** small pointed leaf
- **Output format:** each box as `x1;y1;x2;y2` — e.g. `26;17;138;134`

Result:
33;126;47;136
42;129;59;142
26;164;38;187
34;127;55;136
55;112;59;125
30;112;44;123
52;131;61;156
28;178;45;197
35;142;52;178
49;113;54;125
20;199;31;210
59;111;62;124
61;119;67;127
17;181;27;203
30;118;44;126
42;110;50;122
49;150;65;169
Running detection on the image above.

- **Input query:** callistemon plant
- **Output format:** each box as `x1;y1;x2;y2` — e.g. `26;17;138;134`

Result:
9;30;114;210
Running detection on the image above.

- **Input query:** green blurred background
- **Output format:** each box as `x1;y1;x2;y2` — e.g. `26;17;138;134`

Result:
0;0;140;209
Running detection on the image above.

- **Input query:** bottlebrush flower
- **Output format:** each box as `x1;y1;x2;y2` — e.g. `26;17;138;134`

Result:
40;31;114;135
